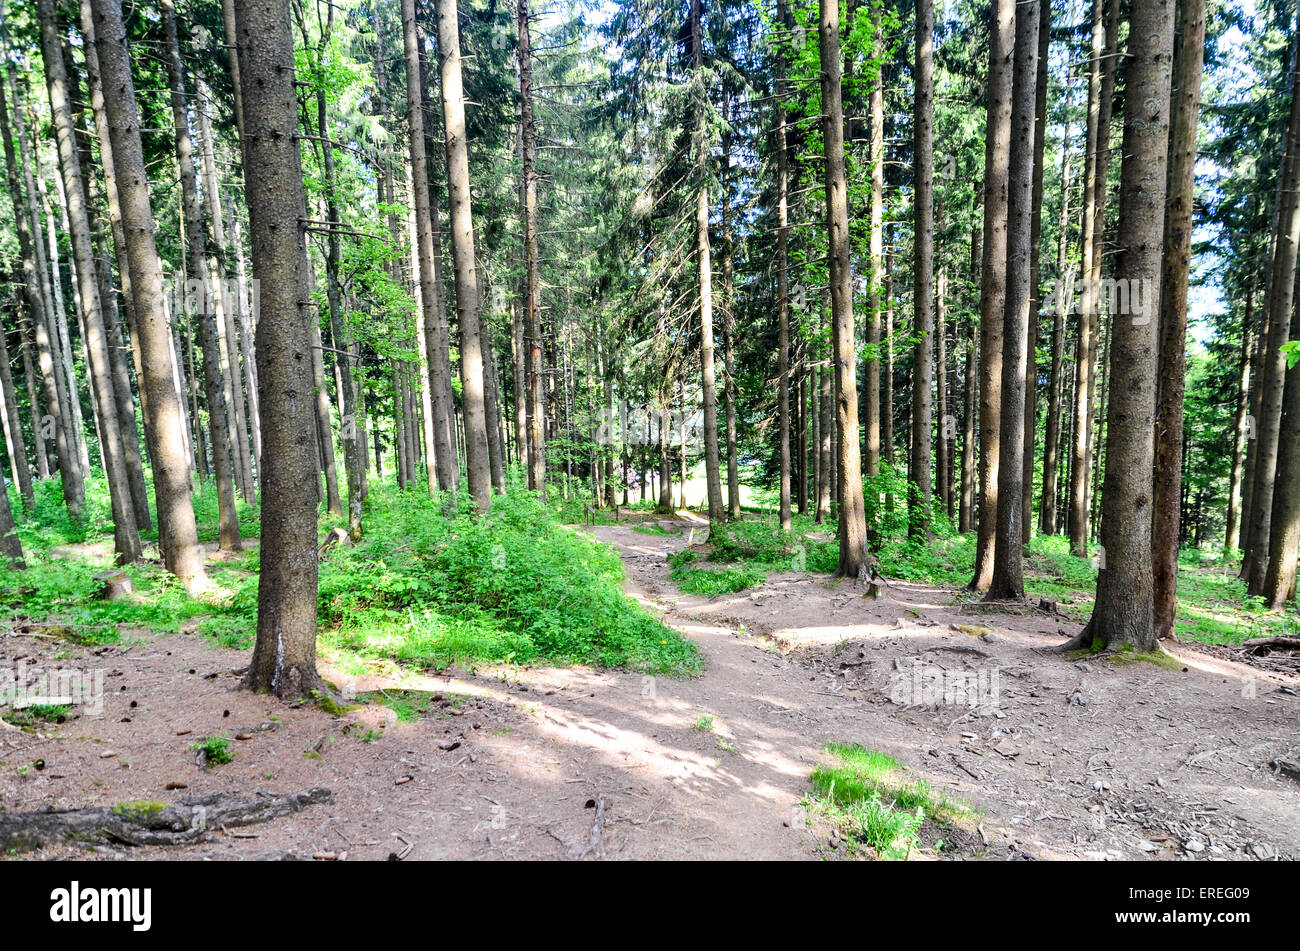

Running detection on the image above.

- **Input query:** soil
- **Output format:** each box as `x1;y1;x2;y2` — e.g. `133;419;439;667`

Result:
2;521;1297;861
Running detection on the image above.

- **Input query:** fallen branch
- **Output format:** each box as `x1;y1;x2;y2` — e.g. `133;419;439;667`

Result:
1242;636;1300;652
0;787;332;852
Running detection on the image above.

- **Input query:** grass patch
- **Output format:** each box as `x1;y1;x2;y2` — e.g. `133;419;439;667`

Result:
631;522;679;537
0;704;72;729
668;562;766;596
807;743;967;860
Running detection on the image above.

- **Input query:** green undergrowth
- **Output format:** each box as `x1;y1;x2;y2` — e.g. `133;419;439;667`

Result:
314;485;698;675
807;743;971;860
3;478;699;677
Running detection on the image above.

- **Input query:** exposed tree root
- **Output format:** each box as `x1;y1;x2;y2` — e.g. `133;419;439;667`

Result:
0;787;332;853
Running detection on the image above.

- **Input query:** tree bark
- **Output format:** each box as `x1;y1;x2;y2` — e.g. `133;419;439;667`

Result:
232;0;324;696
76;0;151;531
162;0;241;554
1226;291;1253;551
434;0;491;511
518;0;546;498
1152;0;1205;636
690;0;725;524
969;0;1014;590
1246;27;1300;595
819;0;873;578
1064;0;1175;653
91;0;204;585
1070;0;1120;556
1021;0;1050;545
1041;117;1072;534
38;0;139;564
986;0;1039;602
909;0;935;540
0;308;33;509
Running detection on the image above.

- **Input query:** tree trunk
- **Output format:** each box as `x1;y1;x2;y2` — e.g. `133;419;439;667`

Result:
690;0;725;525
0;308;33;509
1065;0;1175;653
0;74;45;505
38;0;140;564
865;5;884;482
969;0;1014;590
1246;27;1300;594
90;0;205;587
936;256;950;520
819;0;873;578
1041;116;1072;534
518;0;546;498
396;2;455;497
195;63;256;501
1226;290;1253;552
434;0;491;511
1152;0;1205;636
1070;0;1120;556
310;7;362;536
1021;0;1050;545
986;0;1039;602
163;0;241;554
909;0;935;540
959;291;977;533
232;0;324;697
776;1;792;531
78;0;152;531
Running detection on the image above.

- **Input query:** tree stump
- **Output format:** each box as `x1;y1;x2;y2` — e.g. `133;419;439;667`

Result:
317;527;351;557
93;569;133;601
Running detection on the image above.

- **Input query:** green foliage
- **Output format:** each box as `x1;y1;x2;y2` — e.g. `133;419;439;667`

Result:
0;553;211;638
191;736;234;766
669;562;765;596
317;484;700;675
808;743;964;860
1;704;72;729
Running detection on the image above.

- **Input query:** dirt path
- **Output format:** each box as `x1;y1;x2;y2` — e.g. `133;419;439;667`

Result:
3;523;1298;860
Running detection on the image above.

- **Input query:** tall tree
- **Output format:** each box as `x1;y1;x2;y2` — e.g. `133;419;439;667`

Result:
233;0;323;696
968;0;1014;590
518;0;546;498
1152;0;1205;636
1061;0;1176;652
400;0;456;497
1244;20;1300;595
986;0;1040;601
37;0;139;564
819;0;872;579
434;0;492;510
162;0;241;554
91;0;205;586
775;0;792;531
909;0;934;540
1069;0;1119;556
691;0;725;524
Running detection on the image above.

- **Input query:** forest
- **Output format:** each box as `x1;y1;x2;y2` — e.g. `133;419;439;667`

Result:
0;0;1295;868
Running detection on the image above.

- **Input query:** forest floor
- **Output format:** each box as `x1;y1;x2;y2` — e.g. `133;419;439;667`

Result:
2;516;1299;861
